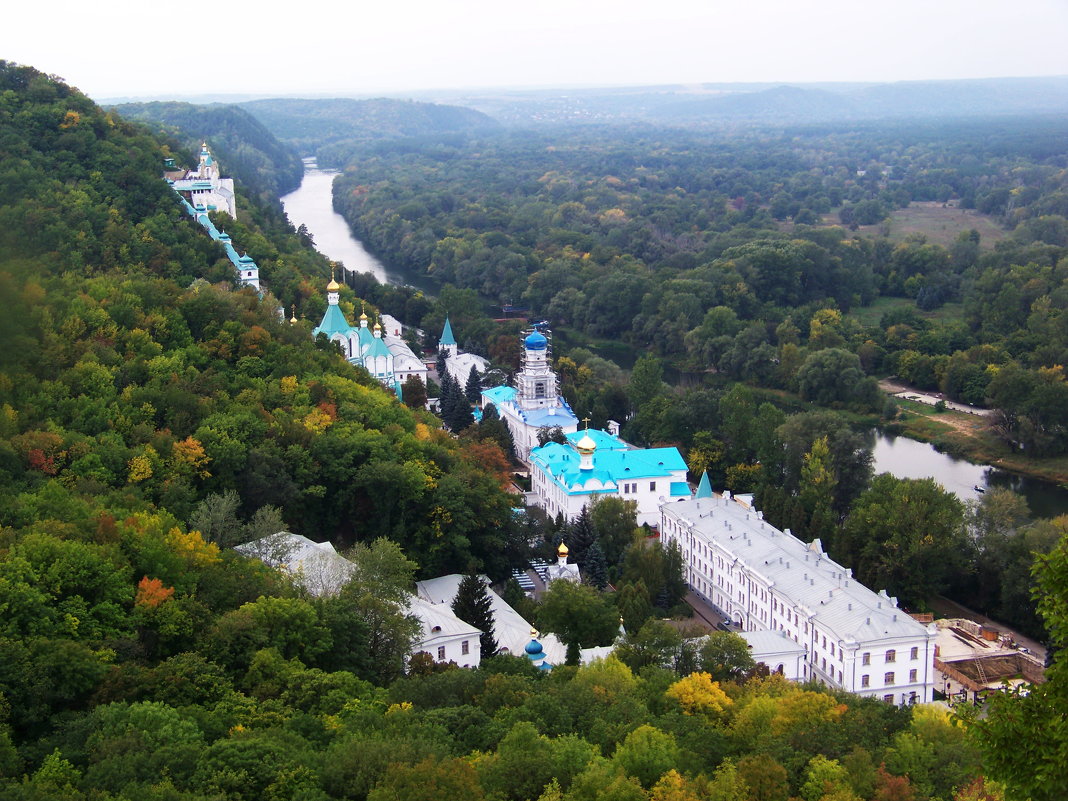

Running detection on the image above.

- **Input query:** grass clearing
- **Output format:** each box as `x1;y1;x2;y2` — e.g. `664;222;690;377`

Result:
849;296;964;329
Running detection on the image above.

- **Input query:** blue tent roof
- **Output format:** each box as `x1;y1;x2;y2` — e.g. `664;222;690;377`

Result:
696;471;713;499
440;316;456;346
314;304;355;339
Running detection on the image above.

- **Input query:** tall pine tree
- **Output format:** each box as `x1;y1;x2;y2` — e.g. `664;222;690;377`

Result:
465;365;482;404
566;506;596;569
452;573;498;659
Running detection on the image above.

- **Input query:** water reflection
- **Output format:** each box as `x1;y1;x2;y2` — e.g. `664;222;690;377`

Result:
870;431;1068;518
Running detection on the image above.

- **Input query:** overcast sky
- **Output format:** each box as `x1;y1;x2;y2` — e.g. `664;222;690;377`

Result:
6;0;1068;101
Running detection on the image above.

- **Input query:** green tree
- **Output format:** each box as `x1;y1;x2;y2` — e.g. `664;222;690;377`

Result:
452;573;498;659
699;631;756;683
537;580;619;650
835;474;967;605
612;724;680;789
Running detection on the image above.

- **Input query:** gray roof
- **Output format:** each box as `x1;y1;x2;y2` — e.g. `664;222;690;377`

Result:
669;496;933;645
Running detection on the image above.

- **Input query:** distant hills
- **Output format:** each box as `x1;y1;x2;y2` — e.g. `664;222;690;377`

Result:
238;97;501;153
426;75;1068;125
113;101;305;202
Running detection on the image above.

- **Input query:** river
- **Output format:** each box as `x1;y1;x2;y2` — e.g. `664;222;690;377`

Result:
281;158;401;286
871;431;1068;518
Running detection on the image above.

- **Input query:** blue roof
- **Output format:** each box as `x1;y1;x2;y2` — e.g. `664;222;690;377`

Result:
440;316;456;346
522;407;579;428
696;471;713;499
524;331;547;350
670;481;692;497
314;304;355;339
483;385;516;405
530;437;687;496
565;429;627;451
367;335;392;359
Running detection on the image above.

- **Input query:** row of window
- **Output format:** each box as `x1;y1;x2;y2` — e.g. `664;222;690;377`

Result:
860;670;919;688
861;647;919;665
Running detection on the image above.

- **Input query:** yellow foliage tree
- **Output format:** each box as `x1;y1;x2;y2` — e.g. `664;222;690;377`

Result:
166;527;221;566
127;453;153;483
171;436;211;479
665;672;733;718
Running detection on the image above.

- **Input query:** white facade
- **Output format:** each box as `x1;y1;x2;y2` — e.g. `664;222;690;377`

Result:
381;314;429;385
409;595;482;668
170;143;237;218
739;630;808;682
661;496;938;704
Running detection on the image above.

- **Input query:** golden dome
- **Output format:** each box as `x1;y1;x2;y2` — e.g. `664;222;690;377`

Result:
326;278;341;292
576;432;597;454
557;542;569;556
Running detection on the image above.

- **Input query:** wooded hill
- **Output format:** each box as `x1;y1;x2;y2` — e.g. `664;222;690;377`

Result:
240;97;500;154
110;101;305;207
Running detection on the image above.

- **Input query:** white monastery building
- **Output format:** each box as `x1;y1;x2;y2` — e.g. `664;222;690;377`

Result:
661;495;938;704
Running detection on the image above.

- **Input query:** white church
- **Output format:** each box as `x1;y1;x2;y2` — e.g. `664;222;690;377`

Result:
481;329;579;460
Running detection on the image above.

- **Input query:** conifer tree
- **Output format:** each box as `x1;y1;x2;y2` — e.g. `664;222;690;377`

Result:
402;375;428;409
584;541;609;590
465;366;482;404
439;370;457;423
566;506;596;568
436;349;447;377
479;403;516;461
452;573;498;659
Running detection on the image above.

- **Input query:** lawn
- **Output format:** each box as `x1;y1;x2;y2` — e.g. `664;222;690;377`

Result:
849;296;964;328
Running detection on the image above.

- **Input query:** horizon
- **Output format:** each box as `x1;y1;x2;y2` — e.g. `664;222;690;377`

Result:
6;0;1068;102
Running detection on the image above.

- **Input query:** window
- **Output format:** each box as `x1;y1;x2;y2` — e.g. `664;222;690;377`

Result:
884;694;894;704
910;646;919;660
437;646;446;661
909;669;917;683
462;640;470;656
884;672;895;686
535;382;546;398
885;649;896;663
861;675;870;688
650;482;656;491
862;652;871;666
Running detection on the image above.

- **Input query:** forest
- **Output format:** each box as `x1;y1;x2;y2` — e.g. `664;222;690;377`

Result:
2;59;1068;801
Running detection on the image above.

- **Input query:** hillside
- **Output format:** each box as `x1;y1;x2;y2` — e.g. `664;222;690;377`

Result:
111;101;305;205
239;96;501;155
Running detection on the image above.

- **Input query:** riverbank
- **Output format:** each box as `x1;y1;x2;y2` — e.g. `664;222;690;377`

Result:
880;379;1068;490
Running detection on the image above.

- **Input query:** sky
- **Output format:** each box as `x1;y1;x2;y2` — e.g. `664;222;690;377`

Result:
6;0;1068;101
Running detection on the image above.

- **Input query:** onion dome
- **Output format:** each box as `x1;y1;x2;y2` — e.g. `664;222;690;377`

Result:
576;432;597;455
557;542;569;557
524;330;548;350
289;305;298;325
326;277;341;292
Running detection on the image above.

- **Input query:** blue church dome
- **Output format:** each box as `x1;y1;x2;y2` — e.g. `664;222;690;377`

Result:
524;331;548;350
525;638;543;655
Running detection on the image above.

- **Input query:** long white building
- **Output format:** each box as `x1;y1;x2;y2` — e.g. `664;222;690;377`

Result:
661;495;938;704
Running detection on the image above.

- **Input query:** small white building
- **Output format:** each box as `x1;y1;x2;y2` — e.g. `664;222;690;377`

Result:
381;314;429;386
740;629;808;682
661;495;938;704
237;533;482;668
415;572;613;668
169;142;237;217
528;429;690;527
